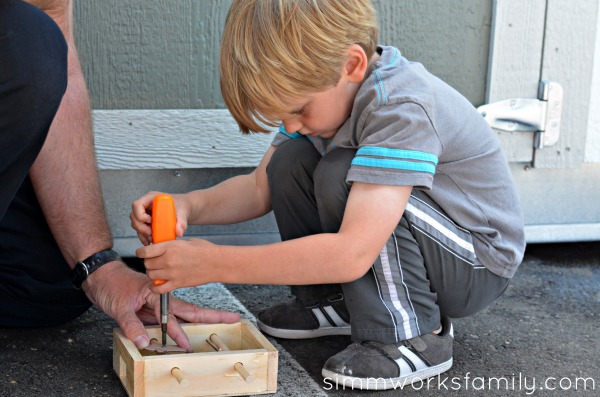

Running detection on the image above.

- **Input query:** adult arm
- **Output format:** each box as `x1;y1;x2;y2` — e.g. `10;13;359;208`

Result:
26;0;239;350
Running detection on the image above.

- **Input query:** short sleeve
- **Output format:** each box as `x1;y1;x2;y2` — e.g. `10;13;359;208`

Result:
346;101;442;189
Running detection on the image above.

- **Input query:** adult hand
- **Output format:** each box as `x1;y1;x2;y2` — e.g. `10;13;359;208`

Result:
130;191;191;246
82;260;239;351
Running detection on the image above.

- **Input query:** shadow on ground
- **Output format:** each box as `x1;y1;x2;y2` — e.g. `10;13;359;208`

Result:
1;242;599;396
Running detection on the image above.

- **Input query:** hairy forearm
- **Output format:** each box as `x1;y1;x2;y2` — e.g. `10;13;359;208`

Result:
29;7;112;266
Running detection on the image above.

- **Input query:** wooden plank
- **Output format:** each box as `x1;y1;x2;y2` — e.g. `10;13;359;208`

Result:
525;223;600;243
487;0;546;102
113;331;134;396
142;350;270;396
113;329;145;397
93;109;274;170
586;6;600;163
239;320;279;392
239;320;277;353
534;0;599;168
486;0;546;162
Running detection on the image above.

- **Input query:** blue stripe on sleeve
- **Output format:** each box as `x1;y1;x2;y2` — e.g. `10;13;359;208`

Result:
387;48;400;66
351;157;436;174
279;125;302;139
357;146;438;165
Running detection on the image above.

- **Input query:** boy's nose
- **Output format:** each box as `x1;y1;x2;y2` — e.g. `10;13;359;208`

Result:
282;118;303;134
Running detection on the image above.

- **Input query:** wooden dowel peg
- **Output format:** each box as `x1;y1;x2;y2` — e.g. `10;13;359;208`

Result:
234;362;253;384
171;367;189;387
207;333;230;351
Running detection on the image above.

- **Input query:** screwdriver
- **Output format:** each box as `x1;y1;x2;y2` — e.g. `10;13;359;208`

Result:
151;193;177;347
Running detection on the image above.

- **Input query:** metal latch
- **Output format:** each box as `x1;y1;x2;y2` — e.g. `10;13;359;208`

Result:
477;81;563;149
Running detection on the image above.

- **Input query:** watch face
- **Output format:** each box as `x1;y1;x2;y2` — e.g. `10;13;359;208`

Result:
72;262;89;287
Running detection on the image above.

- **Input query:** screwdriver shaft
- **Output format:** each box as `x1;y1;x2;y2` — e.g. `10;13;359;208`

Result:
160;293;168;346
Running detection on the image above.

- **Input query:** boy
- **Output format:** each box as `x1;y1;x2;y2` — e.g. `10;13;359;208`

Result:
131;0;525;389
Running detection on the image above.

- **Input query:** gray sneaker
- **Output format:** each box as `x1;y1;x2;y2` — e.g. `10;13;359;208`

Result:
257;293;351;339
321;317;453;390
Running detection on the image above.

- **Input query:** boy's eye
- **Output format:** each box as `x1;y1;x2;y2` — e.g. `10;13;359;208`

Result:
291;107;305;116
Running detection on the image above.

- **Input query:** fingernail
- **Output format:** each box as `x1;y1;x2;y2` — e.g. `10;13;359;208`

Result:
133;335;149;349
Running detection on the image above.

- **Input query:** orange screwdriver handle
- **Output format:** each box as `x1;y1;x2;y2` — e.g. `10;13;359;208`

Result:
151;194;177;285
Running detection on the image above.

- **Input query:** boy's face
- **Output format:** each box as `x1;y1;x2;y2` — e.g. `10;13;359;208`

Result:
280;74;359;139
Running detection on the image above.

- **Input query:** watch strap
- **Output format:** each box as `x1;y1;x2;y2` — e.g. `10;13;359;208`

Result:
72;249;121;289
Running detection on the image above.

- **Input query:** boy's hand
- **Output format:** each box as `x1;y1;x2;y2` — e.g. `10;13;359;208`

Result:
136;238;217;293
130;191;190;245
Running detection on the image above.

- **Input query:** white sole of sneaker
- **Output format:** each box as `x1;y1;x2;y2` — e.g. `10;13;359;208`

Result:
257;320;351;339
321;358;453;390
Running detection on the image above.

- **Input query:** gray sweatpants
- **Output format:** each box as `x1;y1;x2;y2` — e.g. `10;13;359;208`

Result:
266;138;510;344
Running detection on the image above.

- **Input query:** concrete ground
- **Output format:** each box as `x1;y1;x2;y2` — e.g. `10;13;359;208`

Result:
1;241;599;396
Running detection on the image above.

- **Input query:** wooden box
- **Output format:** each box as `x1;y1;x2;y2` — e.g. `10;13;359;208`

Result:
113;320;278;397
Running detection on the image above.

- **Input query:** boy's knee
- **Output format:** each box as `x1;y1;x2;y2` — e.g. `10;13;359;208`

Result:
313;149;355;201
311;149;355;227
267;139;320;190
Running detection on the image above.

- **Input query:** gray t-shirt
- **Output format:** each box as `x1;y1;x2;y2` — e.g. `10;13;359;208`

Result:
272;46;525;278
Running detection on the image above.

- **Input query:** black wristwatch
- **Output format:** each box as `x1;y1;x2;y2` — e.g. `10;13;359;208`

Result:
72;249;121;289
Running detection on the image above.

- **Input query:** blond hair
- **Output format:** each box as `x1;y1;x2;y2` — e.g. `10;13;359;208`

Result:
220;0;378;134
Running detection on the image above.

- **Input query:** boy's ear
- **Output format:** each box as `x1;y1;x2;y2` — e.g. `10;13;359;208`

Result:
344;44;370;83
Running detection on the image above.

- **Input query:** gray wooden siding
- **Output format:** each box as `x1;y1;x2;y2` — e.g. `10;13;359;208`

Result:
74;0;492;109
